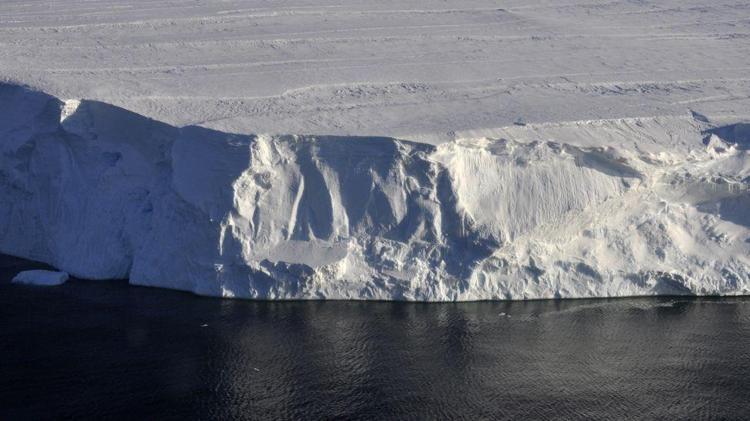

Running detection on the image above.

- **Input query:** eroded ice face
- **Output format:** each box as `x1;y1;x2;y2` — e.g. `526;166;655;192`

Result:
1;82;748;301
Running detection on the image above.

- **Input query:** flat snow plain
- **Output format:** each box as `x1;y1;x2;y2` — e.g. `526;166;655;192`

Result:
3;0;750;142
1;0;749;300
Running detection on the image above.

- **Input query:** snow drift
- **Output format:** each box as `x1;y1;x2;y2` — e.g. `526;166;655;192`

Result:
1;82;749;300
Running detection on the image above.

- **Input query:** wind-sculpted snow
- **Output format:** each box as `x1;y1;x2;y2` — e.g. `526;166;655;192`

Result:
1;83;749;300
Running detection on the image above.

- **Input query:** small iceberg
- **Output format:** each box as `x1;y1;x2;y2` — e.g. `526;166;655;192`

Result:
12;270;69;286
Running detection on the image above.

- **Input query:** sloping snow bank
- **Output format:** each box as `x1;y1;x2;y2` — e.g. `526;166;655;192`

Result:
1;83;749;300
12;270;69;286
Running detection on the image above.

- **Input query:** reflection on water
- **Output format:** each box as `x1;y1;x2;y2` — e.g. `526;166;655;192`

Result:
1;255;749;419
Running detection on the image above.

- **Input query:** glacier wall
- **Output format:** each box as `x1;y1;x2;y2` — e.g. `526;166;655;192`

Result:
2;82;749;300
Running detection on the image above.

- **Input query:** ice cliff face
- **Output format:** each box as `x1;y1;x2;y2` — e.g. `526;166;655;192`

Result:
2;83;749;300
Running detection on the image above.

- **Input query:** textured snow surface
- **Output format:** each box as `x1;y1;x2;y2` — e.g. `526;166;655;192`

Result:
1;83;749;300
2;0;750;300
12;270;69;286
2;0;750;143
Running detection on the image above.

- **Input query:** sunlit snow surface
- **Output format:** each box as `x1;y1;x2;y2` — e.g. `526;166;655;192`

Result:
1;0;749;300
2;0;750;143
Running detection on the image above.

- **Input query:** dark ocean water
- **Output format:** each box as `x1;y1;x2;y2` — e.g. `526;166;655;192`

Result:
1;255;749;420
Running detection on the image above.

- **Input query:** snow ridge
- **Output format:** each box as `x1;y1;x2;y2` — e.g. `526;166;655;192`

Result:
1;83;749;300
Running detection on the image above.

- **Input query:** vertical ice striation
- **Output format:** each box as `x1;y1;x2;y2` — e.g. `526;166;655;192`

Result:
1;83;749;300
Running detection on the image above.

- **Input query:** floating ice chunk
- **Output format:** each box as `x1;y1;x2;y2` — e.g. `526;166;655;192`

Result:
12;270;69;286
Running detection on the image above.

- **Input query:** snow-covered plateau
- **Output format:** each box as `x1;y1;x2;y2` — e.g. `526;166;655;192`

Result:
1;0;749;300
